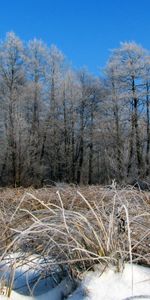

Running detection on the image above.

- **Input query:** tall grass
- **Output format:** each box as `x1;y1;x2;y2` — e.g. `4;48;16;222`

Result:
0;183;149;289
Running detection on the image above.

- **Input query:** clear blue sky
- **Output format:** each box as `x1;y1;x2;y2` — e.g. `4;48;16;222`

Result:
0;0;150;75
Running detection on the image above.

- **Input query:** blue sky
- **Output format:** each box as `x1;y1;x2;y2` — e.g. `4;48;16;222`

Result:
0;0;150;75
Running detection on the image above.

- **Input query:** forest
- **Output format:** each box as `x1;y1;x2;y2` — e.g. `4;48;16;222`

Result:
0;32;150;187
0;32;150;300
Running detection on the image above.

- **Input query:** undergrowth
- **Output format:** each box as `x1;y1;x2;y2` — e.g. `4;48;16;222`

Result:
0;182;149;290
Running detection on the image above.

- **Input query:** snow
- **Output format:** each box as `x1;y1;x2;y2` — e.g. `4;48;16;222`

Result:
0;277;74;300
0;253;150;300
69;263;150;300
0;253;75;300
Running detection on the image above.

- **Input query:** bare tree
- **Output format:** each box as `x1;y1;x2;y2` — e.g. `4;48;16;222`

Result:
0;32;25;186
0;33;150;187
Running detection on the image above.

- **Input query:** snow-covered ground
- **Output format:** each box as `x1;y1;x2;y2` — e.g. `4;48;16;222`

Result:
69;263;150;300
0;253;150;300
0;277;74;300
0;253;76;300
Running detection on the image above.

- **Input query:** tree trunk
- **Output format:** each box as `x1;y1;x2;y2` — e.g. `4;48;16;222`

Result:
63;89;68;180
88;98;94;184
146;82;150;176
77;102;84;184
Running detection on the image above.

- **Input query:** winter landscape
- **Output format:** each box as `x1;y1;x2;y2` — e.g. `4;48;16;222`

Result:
0;0;150;299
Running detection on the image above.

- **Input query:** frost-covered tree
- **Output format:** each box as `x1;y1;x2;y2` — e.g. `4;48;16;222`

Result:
105;42;146;179
25;39;48;183
142;55;150;176
0;33;150;186
0;32;26;186
40;45;66;182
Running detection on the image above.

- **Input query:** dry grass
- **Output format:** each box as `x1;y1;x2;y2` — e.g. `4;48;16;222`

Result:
0;182;149;281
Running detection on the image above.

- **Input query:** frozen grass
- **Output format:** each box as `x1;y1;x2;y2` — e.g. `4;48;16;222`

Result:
0;183;149;297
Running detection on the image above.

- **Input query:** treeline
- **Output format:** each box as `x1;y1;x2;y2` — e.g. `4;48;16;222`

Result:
0;33;150;186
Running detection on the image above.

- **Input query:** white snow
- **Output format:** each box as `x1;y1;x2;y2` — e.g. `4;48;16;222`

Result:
0;253;150;300
69;263;150;300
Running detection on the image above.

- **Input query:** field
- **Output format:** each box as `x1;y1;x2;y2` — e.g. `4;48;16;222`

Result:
0;183;150;298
